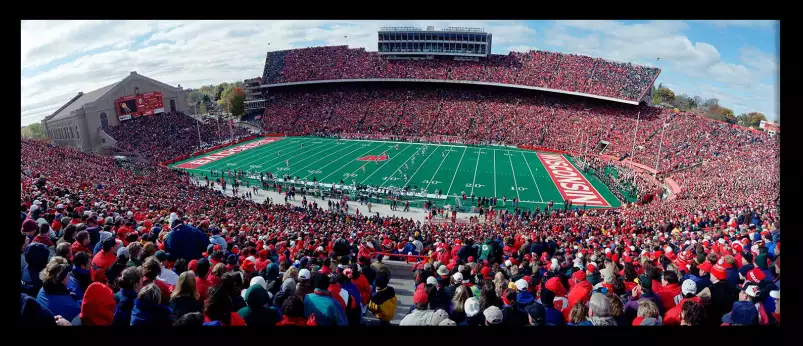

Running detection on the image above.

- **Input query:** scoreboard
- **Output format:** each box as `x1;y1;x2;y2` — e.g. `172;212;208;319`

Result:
116;92;165;121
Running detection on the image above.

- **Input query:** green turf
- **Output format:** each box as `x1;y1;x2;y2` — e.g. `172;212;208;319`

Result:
171;137;622;210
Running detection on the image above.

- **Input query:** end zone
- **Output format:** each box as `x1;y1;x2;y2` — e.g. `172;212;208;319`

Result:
535;153;612;208
175;137;282;169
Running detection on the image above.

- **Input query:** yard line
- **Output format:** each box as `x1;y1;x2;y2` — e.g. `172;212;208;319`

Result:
470;149;481;195
201;137;298;171
446;147;467;196
320;142;387;181
378;145;421;187
301;142;372;180
360;144;414;184
402;143;439;189
425;146;451;190
508;151;521;201
493;150;497;198
292;141;361;177
261;141;333;172
521;151;545;202
220;138;310;171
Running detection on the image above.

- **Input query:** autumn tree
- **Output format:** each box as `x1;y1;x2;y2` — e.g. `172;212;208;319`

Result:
736;112;767;128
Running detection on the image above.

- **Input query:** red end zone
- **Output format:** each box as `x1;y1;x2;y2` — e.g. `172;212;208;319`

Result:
175;138;282;169
536;153;611;208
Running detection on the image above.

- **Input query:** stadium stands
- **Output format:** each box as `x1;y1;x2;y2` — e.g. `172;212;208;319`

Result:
261;46;660;102
21;45;779;328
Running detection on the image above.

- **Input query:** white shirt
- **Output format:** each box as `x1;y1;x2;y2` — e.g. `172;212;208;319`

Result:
158;266;179;286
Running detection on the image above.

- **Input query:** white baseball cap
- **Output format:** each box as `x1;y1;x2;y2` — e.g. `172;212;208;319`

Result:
681;279;697;296
426;276;438;286
452;272;463;283
464;297;480;317
298;269;311;281
515;279;529;291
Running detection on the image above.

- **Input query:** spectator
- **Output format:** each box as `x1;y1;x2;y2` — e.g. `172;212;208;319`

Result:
238;279;279;326
203;286;247;326
679;299;706;326
170;271;203;320
164;214;210;262
304;272;347;326
71;282;116;326
22;242;50;297
113;267;141;327
460;297;484;326
67;251;92;299
633;299;663;326
400;283;450;326
35;257;81;322
276;295;307;326
367;270;397;326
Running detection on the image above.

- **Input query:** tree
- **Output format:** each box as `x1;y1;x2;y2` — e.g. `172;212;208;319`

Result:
225;87;245;117
736;112;767;128
200;84;216;97
202;94;211;103
200;103;207;115
652;87;675;105
215;83;229;101
21;123;46;139
702;98;719;109
188;90;205;104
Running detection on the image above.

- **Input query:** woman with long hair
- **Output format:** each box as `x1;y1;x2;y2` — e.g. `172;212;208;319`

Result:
130;283;172;326
126;242;142;267
203;286;247;326
478;280;502;311
56;224;77;247
170;271;203;320
113;267;141;326
449;285;472;324
35;257;81;322
567;302;589;326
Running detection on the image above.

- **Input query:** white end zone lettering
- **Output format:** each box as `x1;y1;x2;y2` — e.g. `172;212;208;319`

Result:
535;153;611;207
175;138;282;169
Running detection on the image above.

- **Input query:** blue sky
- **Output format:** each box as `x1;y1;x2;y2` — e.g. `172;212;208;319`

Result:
21;20;779;126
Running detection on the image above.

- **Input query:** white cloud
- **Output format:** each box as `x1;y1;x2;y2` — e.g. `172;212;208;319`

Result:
698;20;778;29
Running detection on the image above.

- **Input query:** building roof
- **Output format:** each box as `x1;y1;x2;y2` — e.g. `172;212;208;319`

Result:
46;81;120;122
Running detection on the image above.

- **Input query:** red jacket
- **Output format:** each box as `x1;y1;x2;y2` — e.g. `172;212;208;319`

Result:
566;280;593;315
91;250;117;283
32;235;54;247
276;315;307;326
70;240;92;260
663;296;700;326
655;283;681;311
353;274;371;305
196;276;210;304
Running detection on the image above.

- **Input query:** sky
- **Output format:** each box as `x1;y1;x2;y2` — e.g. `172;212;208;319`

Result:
21;20;780;126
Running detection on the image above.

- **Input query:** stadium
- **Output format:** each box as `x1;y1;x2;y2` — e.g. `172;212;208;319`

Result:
21;25;780;327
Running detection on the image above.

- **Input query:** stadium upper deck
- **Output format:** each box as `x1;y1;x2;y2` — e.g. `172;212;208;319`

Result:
258;45;660;104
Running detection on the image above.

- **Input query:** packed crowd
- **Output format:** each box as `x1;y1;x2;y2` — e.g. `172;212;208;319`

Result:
262;46;660;101
105;113;252;163
21;118;779;326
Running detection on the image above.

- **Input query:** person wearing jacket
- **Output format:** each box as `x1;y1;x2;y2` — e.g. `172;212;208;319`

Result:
566;270;592;314
260;262;282;298
539;287;565;326
22;242;50;297
70;231;93;258
367;270;397;326
113;267;141;327
624;274;665;324
164;216;210;261
655;270;682;311
479;238;496;263
459;297;485;326
664;279;701;326
276;295;307;326
67;251;92;299
238;284;279;326
578;293;618;326
169;271;203;320
91;237;119;284
682;262;711;294
203;286;247;326
400;284;450;326
194;258;212;304
36;257;82;322
697;260;739;326
334;269;363;325
500;289;529;326
304;273;347;326
130;283;173;326
71;282;116;326
208;228;227;250
20;293;57;326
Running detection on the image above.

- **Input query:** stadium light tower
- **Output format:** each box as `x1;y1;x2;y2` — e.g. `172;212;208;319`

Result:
654;120;669;173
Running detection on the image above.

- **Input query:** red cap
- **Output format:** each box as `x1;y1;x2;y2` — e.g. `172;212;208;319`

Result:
501;289;512;305
698;261;713;273
572;271;587;282
481;266;492;279
413;284;428;304
188;260;198;273
732;243;743;253
746;268;765;283
545;277;566;296
241;260;255;273
587;263;597;273
711;262;727;280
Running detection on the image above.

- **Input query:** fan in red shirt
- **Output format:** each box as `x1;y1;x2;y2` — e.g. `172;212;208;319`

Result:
91;237;119;283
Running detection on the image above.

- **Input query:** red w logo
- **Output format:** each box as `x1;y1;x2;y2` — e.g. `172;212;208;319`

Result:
357;155;388;162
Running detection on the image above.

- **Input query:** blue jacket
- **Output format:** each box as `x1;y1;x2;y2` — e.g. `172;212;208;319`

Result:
130;299;173;326
113;289;137;327
21;293;57;326
36;284;81;322
67;267;91;300
303;290;347;326
545;306;565;326
725;267;740;287
682;274;711;294
209;235;227;249
22;243;50;297
164;224;211;261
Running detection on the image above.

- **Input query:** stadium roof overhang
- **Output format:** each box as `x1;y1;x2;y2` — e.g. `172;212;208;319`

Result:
256;79;641;105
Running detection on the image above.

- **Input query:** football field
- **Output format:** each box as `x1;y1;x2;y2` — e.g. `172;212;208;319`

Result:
171;136;622;210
